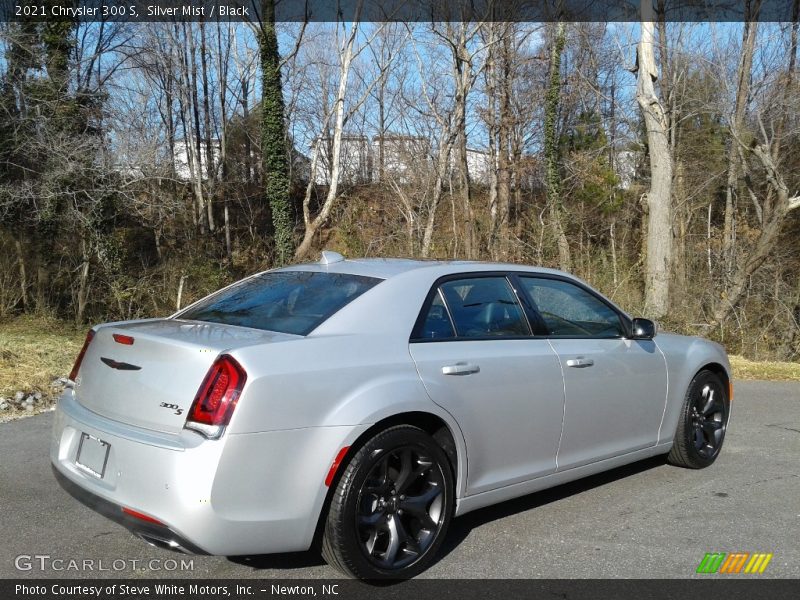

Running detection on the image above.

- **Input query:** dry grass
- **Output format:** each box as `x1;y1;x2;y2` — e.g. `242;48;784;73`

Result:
729;355;800;382
0;315;85;400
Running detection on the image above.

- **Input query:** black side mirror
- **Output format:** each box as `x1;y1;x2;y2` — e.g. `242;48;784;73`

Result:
630;318;657;340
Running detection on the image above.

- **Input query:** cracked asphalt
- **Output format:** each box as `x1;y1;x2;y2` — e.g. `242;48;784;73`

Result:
1;381;798;579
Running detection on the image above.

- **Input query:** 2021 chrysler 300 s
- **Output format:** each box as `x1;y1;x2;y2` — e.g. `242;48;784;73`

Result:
51;251;731;579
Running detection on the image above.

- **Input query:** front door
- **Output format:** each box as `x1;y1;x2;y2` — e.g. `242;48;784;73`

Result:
517;276;668;470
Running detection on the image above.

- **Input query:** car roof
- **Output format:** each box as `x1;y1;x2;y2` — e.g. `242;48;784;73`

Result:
277;256;572;280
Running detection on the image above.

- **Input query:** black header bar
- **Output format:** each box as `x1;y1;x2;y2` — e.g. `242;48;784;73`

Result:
4;579;800;600
0;0;798;23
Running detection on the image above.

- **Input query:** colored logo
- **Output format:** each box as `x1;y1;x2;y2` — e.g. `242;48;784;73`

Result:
696;552;773;574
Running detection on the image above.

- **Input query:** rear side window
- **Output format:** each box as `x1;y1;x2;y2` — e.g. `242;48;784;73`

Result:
414;276;530;340
417;290;456;340
441;277;530;338
178;271;381;335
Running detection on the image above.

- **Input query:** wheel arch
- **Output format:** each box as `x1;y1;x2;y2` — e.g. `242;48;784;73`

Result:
689;361;733;434
656;334;732;445
699;362;731;400
310;410;466;552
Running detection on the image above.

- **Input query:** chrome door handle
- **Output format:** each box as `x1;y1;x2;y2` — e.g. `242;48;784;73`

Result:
566;357;594;368
442;363;480;376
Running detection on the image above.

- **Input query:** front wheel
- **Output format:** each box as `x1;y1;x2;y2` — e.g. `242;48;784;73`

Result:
321;425;454;579
667;370;730;469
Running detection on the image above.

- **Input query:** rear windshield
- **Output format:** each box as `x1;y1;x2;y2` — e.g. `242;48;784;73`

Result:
178;271;381;335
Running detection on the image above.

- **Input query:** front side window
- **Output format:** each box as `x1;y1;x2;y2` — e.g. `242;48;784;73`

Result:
519;277;624;338
178;271;381;335
436;276;530;338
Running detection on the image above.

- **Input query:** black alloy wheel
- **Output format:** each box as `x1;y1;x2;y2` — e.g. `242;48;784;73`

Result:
689;380;726;459
668;370;729;469
322;425;454;579
356;445;445;569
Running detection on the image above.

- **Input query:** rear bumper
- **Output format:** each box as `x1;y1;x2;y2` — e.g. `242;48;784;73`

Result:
52;465;208;554
51;389;368;556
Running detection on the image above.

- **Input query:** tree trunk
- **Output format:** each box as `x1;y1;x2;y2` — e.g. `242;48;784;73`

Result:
496;31;513;261
15;239;28;311
497;30;514;260
176;274;187;311
452;25;476;260
217;21;232;259
187;24;210;233
487;24;513;261
770;0;799;164
36;269;47;312
177;24;207;235
544;22;570;271
199;22;215;232
707;0;798;329
672;159;687;288
377;81;386;183
723;6;759;275
610;220;618;287
261;0;293;264
154;225;162;261
76;240;90;324
241;78;252;183
711;145;800;327
164;72;180;235
456;130;476;259
636;3;673;318
420;142;453;258
485;23;499;258
294;20;360;261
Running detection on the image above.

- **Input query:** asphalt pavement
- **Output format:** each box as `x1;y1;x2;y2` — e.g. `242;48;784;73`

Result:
1;381;798;579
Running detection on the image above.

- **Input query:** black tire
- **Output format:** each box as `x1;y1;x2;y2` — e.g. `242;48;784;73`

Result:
321;425;455;580
667;370;729;469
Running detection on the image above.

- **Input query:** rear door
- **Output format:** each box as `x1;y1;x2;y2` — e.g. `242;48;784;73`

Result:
409;274;565;495
517;276;668;470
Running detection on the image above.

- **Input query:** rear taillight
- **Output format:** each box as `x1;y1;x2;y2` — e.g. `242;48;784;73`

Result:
185;355;246;439
69;330;96;382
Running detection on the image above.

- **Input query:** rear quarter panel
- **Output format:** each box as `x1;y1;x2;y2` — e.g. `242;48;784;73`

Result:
224;266;447;434
227;334;445;432
222;268;471;496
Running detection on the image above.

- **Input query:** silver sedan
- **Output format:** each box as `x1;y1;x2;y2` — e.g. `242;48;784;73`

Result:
51;251;731;579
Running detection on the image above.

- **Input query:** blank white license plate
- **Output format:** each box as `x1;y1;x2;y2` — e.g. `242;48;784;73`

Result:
75;433;110;478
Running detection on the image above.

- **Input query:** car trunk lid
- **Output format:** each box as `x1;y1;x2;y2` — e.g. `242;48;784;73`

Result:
74;319;295;434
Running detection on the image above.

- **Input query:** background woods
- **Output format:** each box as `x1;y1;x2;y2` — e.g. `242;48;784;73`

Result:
0;9;799;361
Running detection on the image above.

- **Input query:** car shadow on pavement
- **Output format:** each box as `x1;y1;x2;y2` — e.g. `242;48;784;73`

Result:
227;455;668;573
433;455;669;566
228;551;328;570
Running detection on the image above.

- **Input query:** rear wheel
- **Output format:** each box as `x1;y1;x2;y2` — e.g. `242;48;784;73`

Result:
667;370;729;469
321;425;454;579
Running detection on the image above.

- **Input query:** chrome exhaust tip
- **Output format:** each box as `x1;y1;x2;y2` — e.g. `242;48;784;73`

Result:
137;532;191;554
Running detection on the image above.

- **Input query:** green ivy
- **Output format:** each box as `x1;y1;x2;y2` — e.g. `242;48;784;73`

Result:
260;0;293;265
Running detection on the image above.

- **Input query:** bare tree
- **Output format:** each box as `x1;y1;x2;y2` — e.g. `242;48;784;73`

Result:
723;1;760;274
544;21;571;271
409;22;484;258
294;17;390;260
635;0;673;318
483;22;521;260
365;23;406;183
